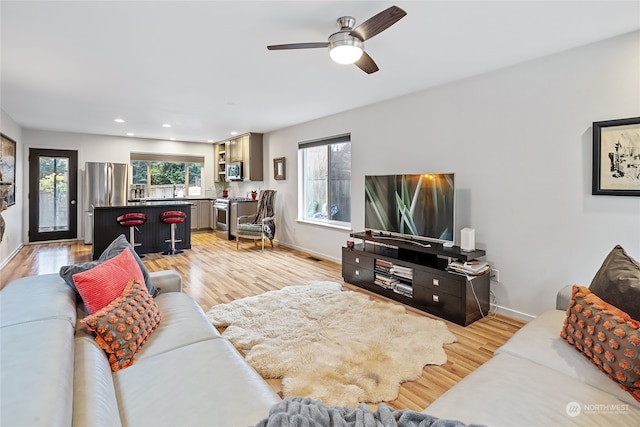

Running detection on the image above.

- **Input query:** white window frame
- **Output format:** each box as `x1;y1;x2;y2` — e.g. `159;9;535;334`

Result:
297;133;351;229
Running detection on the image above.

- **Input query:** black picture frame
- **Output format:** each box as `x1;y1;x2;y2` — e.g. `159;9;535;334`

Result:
592;117;640;196
0;133;16;206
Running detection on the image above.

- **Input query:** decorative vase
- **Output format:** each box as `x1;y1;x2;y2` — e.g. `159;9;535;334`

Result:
222;190;228;198
251;191;257;200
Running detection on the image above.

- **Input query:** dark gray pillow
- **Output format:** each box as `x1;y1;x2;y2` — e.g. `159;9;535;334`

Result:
60;234;160;298
589;245;640;320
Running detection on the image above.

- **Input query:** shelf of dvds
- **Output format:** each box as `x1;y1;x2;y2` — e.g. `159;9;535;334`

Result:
342;232;490;326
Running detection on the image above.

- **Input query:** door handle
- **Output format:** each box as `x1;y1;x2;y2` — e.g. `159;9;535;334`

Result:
70;200;77;205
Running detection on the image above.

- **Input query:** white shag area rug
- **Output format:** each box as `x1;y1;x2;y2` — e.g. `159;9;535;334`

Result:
205;281;456;407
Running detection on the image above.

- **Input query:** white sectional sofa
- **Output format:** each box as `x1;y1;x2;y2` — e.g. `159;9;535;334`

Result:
0;270;280;427
424;285;640;426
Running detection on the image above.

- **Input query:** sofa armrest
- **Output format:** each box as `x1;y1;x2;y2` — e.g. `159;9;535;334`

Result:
149;270;182;293
556;285;573;310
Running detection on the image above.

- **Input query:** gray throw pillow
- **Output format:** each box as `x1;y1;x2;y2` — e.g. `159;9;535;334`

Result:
60;234;160;298
589;245;640;320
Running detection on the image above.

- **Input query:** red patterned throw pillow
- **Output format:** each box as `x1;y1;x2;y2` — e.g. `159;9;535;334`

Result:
81;279;161;371
561;285;640;402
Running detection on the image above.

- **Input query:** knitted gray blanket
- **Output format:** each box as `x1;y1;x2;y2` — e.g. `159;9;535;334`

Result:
254;397;486;427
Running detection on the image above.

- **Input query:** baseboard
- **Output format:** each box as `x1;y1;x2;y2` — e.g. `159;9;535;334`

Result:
276;241;341;264
0;243;23;271
490;303;536;322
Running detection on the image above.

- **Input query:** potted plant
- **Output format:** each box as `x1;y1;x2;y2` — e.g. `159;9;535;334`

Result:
215;179;229;198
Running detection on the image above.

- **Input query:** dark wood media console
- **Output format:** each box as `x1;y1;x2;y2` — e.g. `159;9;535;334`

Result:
342;232;490;326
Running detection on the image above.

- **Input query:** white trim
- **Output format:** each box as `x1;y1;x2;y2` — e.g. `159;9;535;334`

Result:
490;303;536;323
0;243;23;271
296;218;351;232
277;240;341;264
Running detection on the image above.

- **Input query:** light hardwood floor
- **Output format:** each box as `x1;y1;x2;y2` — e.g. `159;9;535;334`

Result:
0;231;524;411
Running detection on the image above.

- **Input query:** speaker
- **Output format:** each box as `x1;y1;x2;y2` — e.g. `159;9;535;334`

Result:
460;228;475;252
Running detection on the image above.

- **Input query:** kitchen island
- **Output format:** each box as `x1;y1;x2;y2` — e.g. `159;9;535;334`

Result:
92;201;192;259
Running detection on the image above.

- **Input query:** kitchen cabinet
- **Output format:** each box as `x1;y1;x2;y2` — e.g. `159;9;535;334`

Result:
191;200;212;230
198;200;211;229
190;204;198;230
215;142;226;182
216;132;263;181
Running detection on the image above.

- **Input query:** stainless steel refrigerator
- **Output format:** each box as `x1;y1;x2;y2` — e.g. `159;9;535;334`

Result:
84;162;128;244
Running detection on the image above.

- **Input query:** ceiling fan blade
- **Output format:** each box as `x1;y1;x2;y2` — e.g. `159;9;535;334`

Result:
355;52;379;74
350;5;407;41
267;42;329;50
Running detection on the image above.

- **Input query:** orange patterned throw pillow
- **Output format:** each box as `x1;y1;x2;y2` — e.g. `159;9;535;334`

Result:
561;285;640;402
81;279;161;371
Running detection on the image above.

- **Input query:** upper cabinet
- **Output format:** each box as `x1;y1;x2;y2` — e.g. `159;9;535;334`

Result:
215;132;263;182
215;142;227;181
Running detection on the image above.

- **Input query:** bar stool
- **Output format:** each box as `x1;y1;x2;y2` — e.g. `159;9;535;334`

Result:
160;210;187;255
116;212;147;253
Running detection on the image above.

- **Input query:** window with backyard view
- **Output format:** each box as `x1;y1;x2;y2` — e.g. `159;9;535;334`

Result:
131;156;203;198
299;134;351;226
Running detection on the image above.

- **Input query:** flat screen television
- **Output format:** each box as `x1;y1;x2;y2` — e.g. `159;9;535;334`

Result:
364;173;455;243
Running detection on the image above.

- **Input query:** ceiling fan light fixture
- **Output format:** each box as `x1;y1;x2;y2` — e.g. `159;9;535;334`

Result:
329;33;363;65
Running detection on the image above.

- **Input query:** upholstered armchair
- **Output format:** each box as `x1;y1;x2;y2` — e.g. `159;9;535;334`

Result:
235;190;277;251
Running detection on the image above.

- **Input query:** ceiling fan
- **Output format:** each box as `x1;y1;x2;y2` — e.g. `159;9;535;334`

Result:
267;5;407;74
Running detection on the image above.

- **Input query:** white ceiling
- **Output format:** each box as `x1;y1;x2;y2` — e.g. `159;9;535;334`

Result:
1;1;639;144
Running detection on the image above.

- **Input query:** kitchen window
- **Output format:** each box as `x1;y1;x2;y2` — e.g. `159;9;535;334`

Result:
131;154;204;198
298;134;351;227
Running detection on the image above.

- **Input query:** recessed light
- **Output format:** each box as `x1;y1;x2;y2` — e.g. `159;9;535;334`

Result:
126;133;135;136
230;131;238;136
114;118;125;123
170;138;176;141
207;140;213;143
162;123;172;128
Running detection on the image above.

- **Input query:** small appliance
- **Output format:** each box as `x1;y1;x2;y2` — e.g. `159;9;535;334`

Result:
226;161;243;181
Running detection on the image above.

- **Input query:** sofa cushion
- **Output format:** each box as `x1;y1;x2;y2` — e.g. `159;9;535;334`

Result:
237;223;264;236
0;319;75;427
73;248;145;314
133;291;222;360
60;234;159;299
424;353;640;427
73;335;123;427
0;273;77;328
561;285;640;402
113;338;280;427
589;245;640;320
497;310;640;408
81;279;161;371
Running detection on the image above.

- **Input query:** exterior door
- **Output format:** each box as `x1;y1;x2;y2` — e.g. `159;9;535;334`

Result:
29;149;78;242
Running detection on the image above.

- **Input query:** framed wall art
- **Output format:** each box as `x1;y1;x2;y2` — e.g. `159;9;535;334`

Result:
592;117;640;196
0;133;16;206
274;157;286;180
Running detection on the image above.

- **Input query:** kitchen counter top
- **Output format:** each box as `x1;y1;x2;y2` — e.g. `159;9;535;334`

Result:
93;200;194;209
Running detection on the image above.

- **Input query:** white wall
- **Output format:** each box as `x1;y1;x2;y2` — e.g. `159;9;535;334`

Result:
0;110;24;267
264;31;640;320
21;130;217;242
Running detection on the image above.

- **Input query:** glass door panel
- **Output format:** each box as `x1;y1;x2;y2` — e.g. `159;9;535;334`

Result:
29;149;78;242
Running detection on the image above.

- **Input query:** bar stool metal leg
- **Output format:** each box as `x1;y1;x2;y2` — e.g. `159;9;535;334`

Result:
160;210;187;255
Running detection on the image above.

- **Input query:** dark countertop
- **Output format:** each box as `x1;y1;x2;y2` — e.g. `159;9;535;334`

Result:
93;200;194;209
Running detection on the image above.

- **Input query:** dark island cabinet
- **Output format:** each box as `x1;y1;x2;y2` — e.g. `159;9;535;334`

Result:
92;202;191;260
